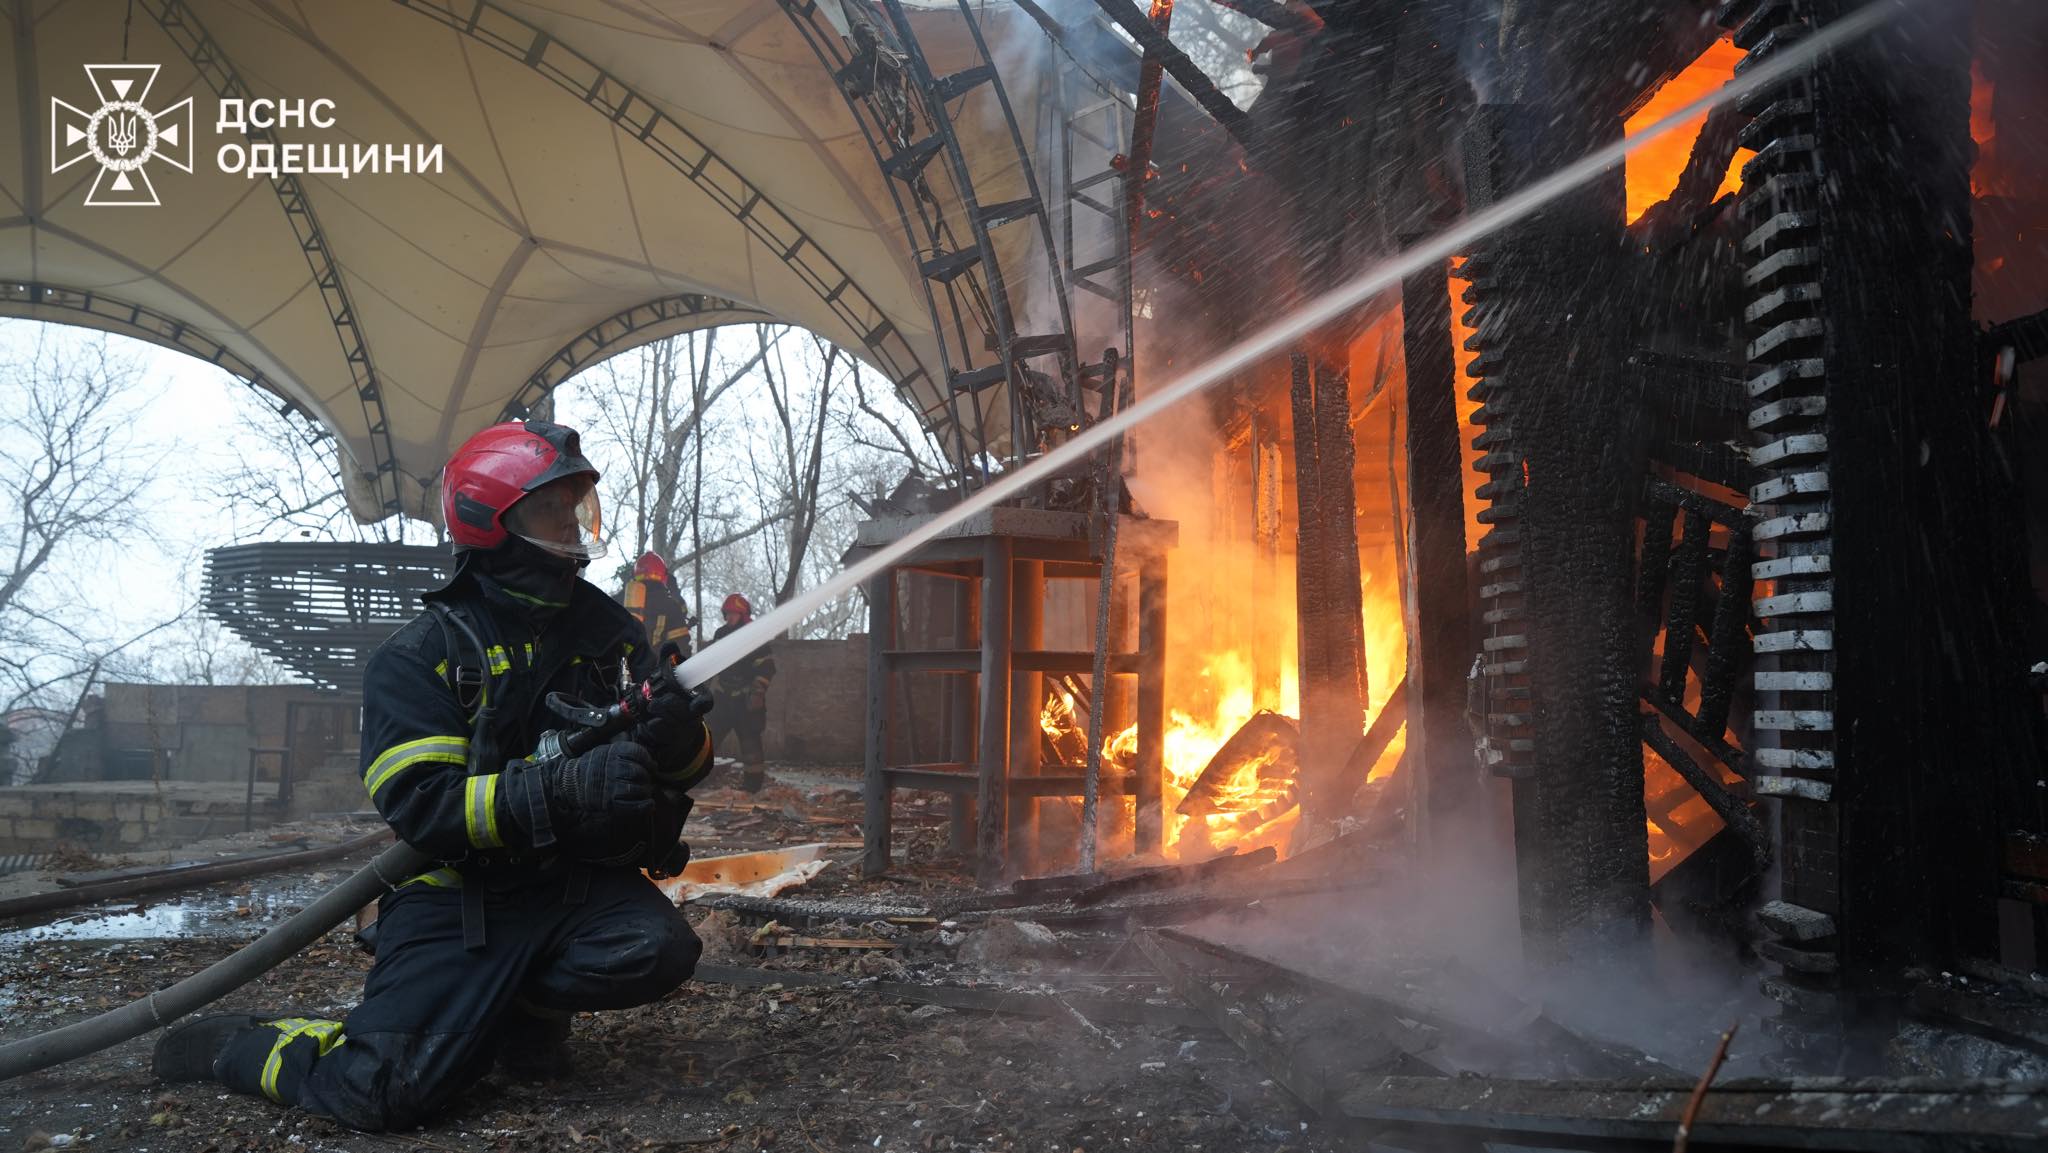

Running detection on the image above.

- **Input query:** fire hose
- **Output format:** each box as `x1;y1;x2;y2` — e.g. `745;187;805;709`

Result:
0;643;696;1083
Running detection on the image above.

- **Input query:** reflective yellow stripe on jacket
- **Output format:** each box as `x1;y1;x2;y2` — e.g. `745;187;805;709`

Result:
362;735;470;801
464;772;503;849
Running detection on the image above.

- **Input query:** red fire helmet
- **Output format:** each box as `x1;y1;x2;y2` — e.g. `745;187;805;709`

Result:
722;593;753;619
442;421;604;558
634;551;670;582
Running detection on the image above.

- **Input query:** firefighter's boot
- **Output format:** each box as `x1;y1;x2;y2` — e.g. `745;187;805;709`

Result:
153;1014;273;1083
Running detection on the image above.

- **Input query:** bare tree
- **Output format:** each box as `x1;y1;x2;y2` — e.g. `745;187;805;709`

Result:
210;386;422;544
556;323;946;640
755;330;838;610
577;328;797;607
0;330;170;708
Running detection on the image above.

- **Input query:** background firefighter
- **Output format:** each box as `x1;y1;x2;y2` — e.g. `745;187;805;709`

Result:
149;421;716;1132
623;550;695;657
709;592;776;792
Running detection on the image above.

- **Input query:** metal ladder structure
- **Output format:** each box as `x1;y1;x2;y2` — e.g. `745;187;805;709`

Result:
781;0;1127;488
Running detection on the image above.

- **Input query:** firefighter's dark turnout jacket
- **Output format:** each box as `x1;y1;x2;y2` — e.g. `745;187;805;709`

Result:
624;573;694;654
707;619;776;765
211;568;707;1131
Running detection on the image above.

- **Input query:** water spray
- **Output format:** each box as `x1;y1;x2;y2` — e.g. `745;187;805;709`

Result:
0;0;1909;1083
673;0;1905;693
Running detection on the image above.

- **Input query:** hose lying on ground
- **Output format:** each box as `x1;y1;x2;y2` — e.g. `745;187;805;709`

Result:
0;840;428;1082
0;828;394;921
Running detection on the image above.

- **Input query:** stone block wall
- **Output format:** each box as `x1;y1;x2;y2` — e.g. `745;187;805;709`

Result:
0;783;286;854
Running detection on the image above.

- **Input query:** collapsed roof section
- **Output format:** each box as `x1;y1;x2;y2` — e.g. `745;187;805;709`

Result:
0;0;1058;520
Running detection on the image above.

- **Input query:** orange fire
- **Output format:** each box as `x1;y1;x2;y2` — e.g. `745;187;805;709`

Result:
1623;38;1753;223
1446;264;1487;554
1971;58;2007;199
1069;326;1417;861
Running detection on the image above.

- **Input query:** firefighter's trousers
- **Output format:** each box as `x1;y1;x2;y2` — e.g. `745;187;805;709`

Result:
708;695;766;765
216;866;700;1131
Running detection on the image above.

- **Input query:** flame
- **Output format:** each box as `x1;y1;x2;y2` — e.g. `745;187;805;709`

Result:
1447;265;1487;554
1972;58;2007;199
1623;38;1753;223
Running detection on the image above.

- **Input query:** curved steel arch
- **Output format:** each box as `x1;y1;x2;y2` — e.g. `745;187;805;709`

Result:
388;0;936;415
499;293;777;420
0;278;341;470
140;0;404;517
0;280;327;432
781;0;1092;486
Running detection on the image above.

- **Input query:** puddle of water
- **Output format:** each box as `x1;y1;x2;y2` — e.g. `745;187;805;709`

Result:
0;874;341;947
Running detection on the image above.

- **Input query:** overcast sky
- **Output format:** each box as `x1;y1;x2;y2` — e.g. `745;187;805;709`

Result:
0;320;263;643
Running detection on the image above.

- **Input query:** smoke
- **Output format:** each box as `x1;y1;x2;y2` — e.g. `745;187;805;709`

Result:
1182;795;1778;1079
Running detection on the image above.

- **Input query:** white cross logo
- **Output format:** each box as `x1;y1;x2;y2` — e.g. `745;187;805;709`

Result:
51;65;195;207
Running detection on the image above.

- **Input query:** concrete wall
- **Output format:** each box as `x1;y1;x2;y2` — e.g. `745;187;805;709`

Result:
90;683;359;784
0;782;288;855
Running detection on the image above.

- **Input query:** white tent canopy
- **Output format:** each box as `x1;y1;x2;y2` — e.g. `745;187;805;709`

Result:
1;0;1055;519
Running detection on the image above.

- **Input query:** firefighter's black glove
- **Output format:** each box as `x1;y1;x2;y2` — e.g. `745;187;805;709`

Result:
547;741;658;867
643;791;694;879
627;684;716;791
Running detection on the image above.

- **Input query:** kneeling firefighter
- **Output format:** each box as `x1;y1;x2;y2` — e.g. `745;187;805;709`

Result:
152;421;715;1131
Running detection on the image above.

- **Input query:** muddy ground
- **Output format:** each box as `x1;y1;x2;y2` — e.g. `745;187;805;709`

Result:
1;766;1334;1153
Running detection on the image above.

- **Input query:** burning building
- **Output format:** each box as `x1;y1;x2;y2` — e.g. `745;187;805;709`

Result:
847;0;2048;1087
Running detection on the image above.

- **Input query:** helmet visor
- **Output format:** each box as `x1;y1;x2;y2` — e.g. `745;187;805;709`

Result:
506;475;607;561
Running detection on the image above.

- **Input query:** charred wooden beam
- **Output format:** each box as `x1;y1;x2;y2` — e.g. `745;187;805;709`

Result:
1071;845;1277;906
1292;348;1368;823
1658;508;1711;704
1401;256;1478;832
1641;713;1769;874
1089;0;1256;147
1477;94;1650;958
1133;553;1169;853
862;569;895;878
1177;710;1299;817
1123;0;1170;250
1734;0;2036;1064
1987;304;2048;368
1695;523;1752;739
1342;677;1407;803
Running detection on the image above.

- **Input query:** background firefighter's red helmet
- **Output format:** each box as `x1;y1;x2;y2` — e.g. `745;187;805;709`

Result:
633;551;670;582
722;593;752;620
441;421;605;559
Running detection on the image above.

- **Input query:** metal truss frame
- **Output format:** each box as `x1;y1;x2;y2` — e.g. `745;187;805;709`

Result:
499;294;775;420
142;0;404;516
391;0;936;440
0;279;337;468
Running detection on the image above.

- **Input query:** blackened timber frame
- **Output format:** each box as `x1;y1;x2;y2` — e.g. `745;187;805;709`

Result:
1636;478;1764;870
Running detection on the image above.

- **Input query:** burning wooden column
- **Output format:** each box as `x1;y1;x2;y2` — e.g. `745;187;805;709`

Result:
1400;256;1477;836
1290;350;1368;826
1732;0;2038;1069
1472;2;1653;958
